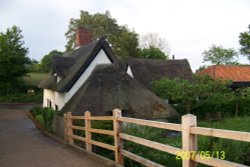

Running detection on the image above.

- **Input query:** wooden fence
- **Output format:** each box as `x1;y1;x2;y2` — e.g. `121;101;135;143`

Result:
64;109;250;167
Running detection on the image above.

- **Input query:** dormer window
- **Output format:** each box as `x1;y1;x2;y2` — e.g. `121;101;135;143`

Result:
57;76;61;83
54;73;61;83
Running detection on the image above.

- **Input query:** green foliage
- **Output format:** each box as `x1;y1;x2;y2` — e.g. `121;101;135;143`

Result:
139;46;167;59
23;73;48;87
151;74;250;118
72;120;115;159
0;91;42;103
122;117;250;166
0;26;30;95
0;78;26;95
195;65;207;73
35;115;45;127
151;75;232;114
239;24;250;61
123;125;181;167
27;59;41;73
0;72;45;103
40;50;62;72
31;107;56;132
198;117;250;165
70;115;250;166
31;106;43;116
65;10;140;59
199;116;250;132
202;44;238;65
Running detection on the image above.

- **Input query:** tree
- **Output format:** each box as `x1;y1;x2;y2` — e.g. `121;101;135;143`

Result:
27;59;41;73
239;24;250;61
139;46;167;59
195;65;207;73
0;26;30;94
139;33;171;55
202;44;238;65
65;10;140;59
151;78;198;113
40;50;62;73
151;75;231;114
233;87;250;117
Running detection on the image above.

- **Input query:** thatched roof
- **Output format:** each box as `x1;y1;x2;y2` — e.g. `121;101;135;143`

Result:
127;58;193;89
61;65;178;119
39;37;117;92
51;56;75;77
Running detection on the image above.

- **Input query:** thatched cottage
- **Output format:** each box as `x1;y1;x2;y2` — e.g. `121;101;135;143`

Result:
126;58;193;89
39;28;192;119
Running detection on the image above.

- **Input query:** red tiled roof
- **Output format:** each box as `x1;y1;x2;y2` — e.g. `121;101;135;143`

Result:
197;65;250;82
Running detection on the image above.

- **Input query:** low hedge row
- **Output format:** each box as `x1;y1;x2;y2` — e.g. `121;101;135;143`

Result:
0;92;42;103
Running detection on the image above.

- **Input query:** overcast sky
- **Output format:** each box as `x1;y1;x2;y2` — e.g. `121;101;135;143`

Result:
1;0;250;71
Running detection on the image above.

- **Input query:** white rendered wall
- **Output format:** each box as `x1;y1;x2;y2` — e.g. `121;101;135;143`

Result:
55;92;65;110
126;65;134;77
43;89;65;110
43;49;112;110
43;89;52;107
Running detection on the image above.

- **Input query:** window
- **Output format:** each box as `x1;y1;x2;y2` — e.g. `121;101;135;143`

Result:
47;99;52;108
55;105;58;111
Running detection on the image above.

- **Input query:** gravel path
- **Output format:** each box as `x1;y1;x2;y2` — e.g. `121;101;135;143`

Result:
0;109;107;167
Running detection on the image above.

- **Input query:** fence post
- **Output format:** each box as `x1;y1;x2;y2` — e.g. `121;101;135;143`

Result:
85;111;92;152
182;114;197;167
113;108;123;165
67;112;74;144
64;113;68;144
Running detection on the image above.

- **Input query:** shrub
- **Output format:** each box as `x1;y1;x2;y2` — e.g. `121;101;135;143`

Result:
70;114;250;166
123;124;182;167
0;91;42;103
198;117;250;165
31;106;43;116
35;114;44;127
31;106;55;132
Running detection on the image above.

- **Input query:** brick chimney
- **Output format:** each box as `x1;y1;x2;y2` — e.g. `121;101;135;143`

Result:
75;27;92;48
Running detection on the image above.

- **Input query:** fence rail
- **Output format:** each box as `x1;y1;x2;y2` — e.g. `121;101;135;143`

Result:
64;109;250;167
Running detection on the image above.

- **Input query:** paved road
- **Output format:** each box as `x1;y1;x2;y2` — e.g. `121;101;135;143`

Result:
0;109;107;167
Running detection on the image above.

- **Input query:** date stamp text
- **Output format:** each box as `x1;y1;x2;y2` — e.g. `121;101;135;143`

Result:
176;151;225;160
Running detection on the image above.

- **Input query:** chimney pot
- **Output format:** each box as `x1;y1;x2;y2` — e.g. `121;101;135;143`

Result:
172;54;175;59
75;27;92;48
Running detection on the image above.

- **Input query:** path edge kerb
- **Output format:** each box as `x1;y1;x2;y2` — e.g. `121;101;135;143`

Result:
26;111;123;167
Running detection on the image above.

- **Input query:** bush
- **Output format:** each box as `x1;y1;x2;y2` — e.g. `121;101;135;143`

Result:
31;106;43;116
31;106;56;132
123;124;181;167
35;114;45;127
198;136;250;166
72;120;115;160
198;116;250;165
0;91;42;103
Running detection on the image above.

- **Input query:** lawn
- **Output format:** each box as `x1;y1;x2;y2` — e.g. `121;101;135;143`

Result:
198;116;250;132
23;73;48;87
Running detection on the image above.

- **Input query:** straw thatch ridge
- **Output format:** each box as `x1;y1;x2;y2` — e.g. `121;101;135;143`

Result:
61;64;178;120
39;37;118;92
127;58;193;89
